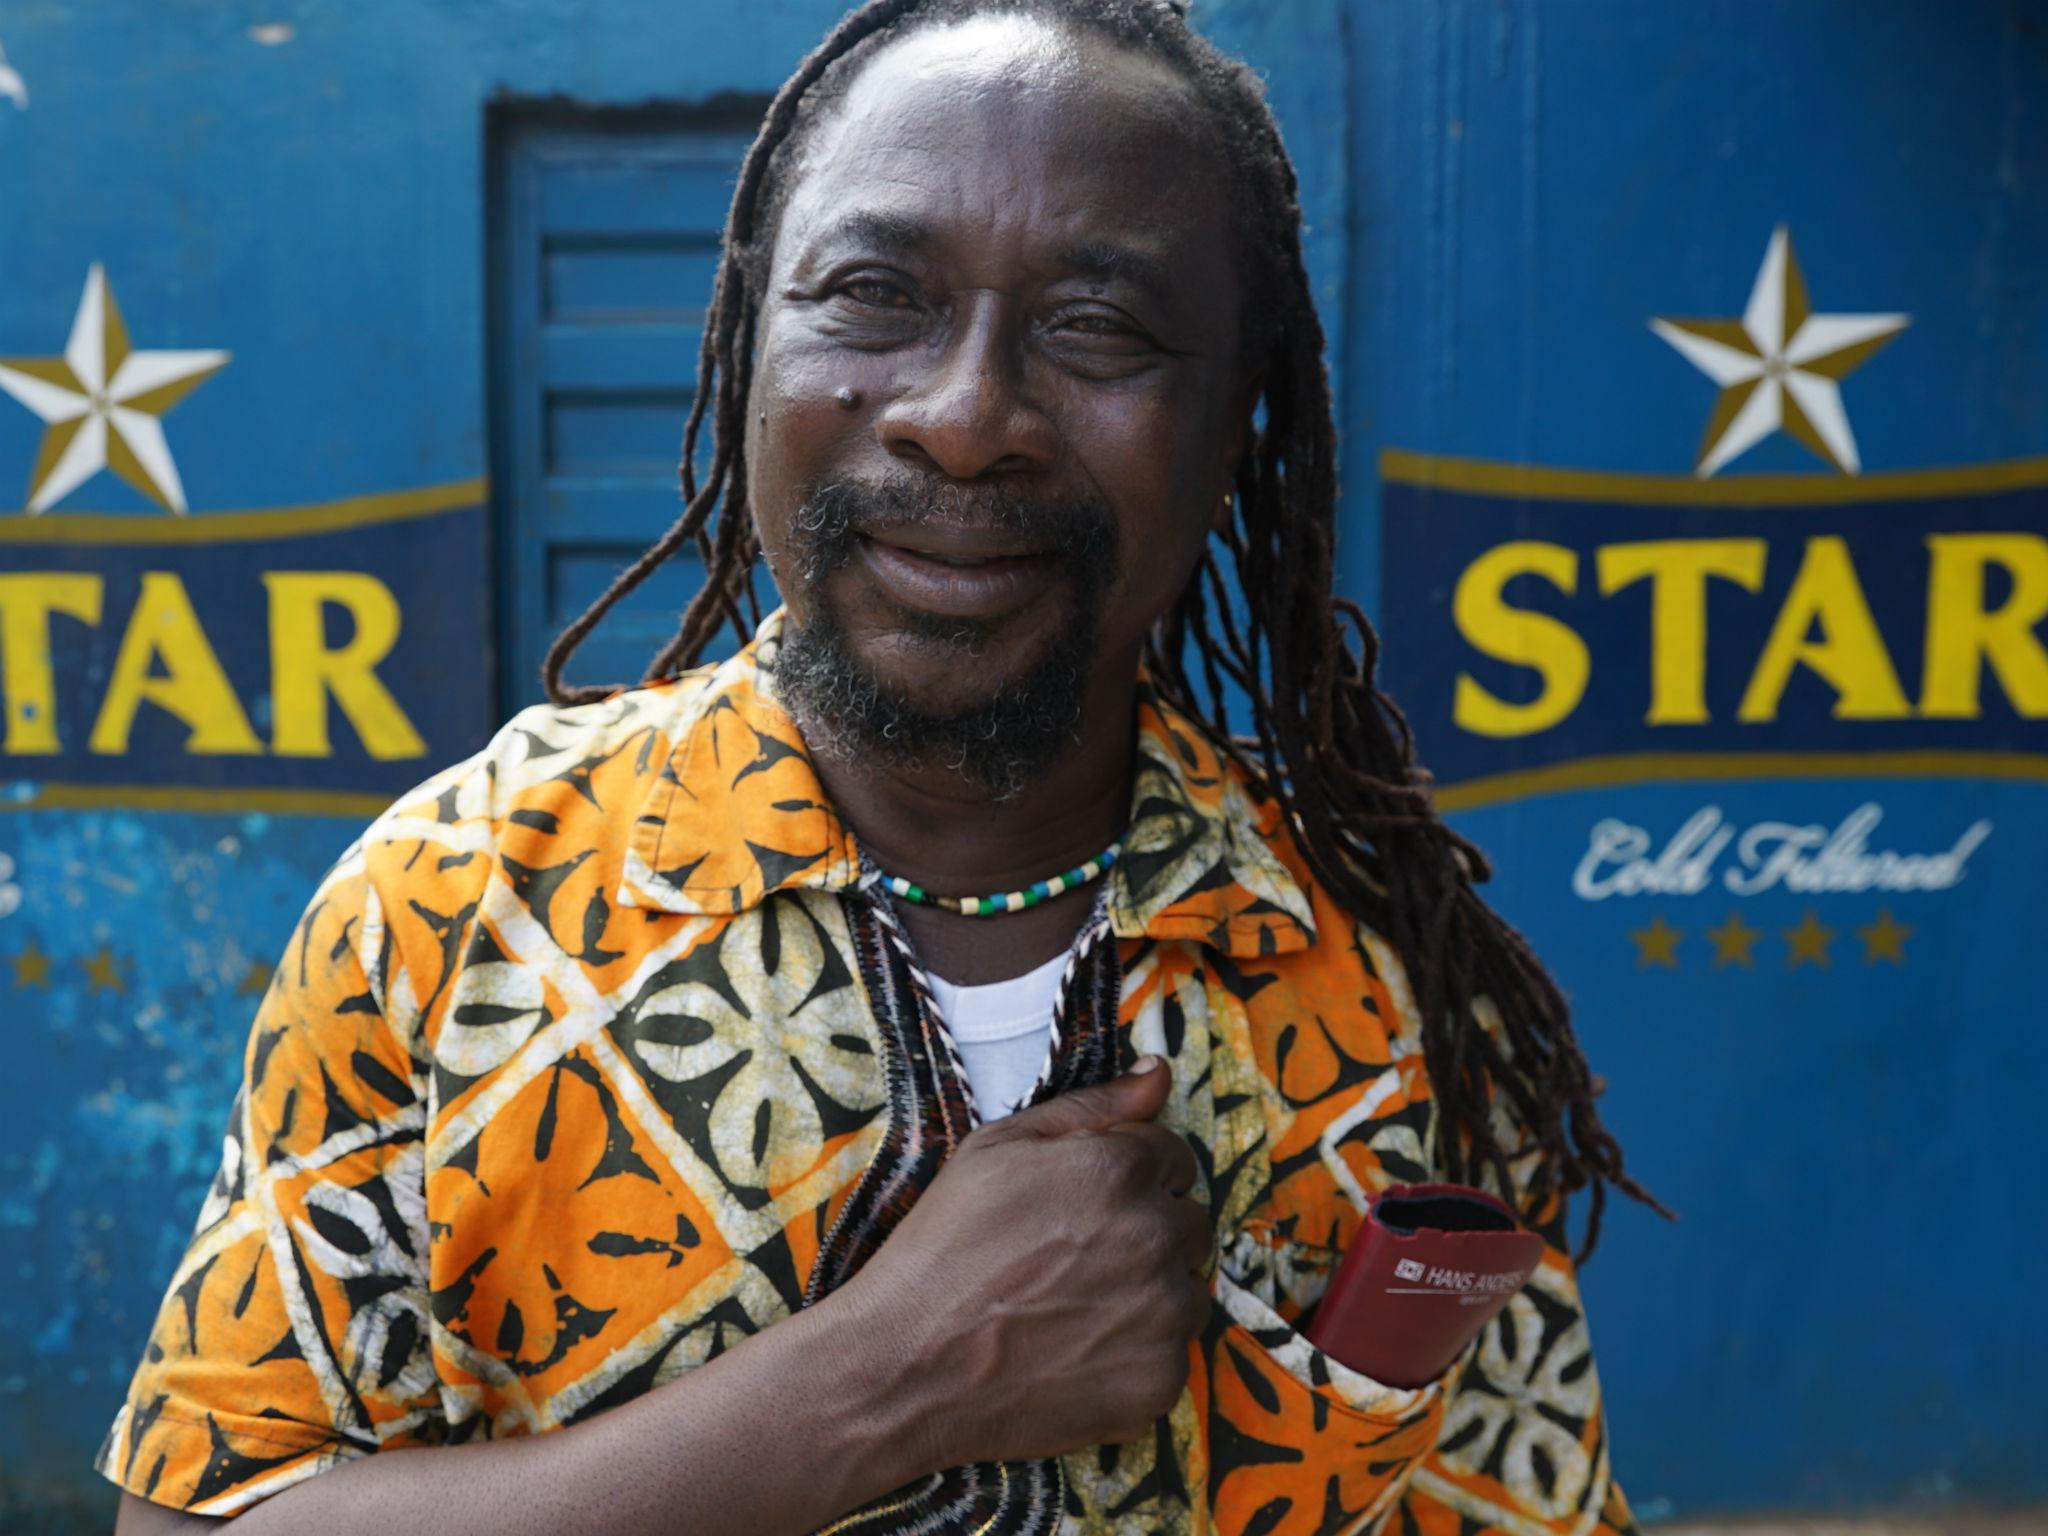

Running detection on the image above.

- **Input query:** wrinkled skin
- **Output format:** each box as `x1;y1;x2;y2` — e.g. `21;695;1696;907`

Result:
749;14;1249;724
858;1062;1212;1464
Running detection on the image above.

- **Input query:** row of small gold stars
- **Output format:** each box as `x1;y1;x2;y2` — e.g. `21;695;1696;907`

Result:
1628;908;1912;970
6;940;272;995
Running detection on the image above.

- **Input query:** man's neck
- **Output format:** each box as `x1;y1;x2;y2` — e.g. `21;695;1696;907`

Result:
806;647;1141;985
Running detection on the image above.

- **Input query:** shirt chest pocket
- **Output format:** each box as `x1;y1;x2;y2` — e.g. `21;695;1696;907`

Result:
1195;1222;1458;1534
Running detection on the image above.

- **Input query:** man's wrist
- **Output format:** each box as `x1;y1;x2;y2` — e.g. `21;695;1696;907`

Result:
808;1269;963;1486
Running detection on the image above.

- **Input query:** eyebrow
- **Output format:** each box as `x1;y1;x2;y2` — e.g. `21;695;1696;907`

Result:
815;209;935;257
814;213;1174;298
1057;240;1173;300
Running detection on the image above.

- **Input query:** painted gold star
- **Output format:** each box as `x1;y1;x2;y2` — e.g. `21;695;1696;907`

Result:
1628;913;1683;970
1652;226;1907;477
1782;909;1835;968
0;264;229;512
1858;908;1912;966
237;961;274;996
1704;910;1762;969
81;946;125;994
9;942;50;989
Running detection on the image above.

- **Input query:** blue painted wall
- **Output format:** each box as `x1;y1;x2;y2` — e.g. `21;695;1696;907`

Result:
1348;2;2047;1515
0;1;2040;1527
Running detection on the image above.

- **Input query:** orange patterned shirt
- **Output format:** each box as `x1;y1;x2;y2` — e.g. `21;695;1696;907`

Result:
97;613;1637;1534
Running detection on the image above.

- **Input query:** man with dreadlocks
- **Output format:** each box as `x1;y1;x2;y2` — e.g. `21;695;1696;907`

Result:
106;3;1657;1533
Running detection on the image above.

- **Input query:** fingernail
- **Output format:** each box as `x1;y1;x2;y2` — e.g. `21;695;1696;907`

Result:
1129;1055;1163;1076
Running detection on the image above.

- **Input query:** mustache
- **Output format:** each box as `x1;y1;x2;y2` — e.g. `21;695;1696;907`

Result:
788;478;1120;580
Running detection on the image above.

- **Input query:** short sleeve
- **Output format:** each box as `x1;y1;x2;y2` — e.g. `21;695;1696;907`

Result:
94;854;441;1517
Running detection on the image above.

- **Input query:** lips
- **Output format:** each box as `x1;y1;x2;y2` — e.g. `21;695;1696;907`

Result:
889;548;1023;568
862;524;1053;562
854;530;1062;619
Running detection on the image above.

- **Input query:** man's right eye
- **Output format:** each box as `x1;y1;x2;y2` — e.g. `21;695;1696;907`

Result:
837;277;914;309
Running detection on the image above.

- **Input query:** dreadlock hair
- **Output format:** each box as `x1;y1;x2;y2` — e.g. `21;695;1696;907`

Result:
541;0;1665;1260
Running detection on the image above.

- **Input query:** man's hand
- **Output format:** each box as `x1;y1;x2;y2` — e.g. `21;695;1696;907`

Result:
849;1057;1213;1468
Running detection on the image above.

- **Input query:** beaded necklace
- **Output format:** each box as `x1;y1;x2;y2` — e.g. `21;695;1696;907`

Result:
877;839;1123;917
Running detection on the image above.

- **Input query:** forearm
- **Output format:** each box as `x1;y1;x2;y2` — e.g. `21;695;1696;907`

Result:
173;1282;941;1536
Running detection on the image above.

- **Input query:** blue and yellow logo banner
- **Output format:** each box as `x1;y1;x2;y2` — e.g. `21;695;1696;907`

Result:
1377;451;2048;811
0;482;492;815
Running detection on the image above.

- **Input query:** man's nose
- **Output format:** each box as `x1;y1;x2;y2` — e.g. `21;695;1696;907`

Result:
875;296;1056;480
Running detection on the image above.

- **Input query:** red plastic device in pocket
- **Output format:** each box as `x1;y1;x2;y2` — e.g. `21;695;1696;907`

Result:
1302;1183;1545;1389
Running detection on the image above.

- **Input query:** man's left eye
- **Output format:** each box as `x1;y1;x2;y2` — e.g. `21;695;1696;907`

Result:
1047;307;1151;343
1061;315;1132;336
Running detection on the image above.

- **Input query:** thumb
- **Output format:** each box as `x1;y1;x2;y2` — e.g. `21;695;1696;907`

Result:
995;1056;1172;1140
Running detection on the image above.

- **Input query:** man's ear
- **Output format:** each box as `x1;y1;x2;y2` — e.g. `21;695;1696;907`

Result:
1212;373;1263;532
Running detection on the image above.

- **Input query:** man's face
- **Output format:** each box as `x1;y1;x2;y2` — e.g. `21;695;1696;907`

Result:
746;16;1250;786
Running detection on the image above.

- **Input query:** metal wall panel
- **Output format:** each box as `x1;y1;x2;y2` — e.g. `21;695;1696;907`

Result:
490;115;757;708
1345;0;2048;1513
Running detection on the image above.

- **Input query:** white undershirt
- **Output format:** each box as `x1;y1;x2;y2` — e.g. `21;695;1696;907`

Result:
924;951;1067;1122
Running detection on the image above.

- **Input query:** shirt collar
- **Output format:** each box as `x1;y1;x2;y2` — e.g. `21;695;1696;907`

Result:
619;611;1317;958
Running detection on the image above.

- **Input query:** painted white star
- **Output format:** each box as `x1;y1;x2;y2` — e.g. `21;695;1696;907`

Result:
1651;226;1908;477
0;39;27;109
0;263;229;513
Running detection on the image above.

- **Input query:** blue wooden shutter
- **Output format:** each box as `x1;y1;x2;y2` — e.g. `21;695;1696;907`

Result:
490;112;759;712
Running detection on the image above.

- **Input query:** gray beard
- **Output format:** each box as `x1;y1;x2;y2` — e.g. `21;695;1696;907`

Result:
769;479;1117;801
773;599;1096;802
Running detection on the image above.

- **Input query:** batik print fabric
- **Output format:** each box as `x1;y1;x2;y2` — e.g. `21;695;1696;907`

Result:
97;610;1638;1535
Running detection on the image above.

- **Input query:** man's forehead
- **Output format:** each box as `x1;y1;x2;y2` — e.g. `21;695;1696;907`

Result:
776;16;1222;261
833;13;1196;131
